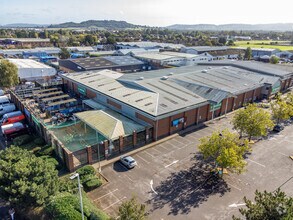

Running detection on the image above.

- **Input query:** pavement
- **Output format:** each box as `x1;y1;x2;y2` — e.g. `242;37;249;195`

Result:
87;115;293;219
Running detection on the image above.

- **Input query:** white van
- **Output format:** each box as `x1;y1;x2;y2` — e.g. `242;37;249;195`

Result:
0;96;10;106
0;104;16;116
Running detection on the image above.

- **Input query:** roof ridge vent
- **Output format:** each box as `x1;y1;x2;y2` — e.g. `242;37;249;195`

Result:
161;76;169;80
202;69;208;73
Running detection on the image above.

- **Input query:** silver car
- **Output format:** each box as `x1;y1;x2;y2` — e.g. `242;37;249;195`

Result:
120;155;137;169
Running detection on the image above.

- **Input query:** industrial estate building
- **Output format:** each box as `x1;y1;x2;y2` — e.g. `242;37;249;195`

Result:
7;59;57;81
116;41;184;50
59;56;146;73
0;38;52;48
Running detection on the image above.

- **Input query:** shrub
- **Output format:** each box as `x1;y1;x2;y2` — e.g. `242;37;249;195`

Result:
37;145;54;156
84;178;102;191
77;165;96;177
31;146;41;154
40;156;60;169
34;137;45;146
13;134;33;146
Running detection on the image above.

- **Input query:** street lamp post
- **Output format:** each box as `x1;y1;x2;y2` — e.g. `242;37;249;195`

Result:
70;173;84;220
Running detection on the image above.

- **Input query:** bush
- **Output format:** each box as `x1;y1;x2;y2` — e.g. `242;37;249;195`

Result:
40;156;61;170
13;134;33;146
84;178;102;191
77;165;96;177
31;146;41;154
34;137;45;145
46;192;109;220
37;145;54;156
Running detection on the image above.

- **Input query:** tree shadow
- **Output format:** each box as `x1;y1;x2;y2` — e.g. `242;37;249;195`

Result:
147;153;230;216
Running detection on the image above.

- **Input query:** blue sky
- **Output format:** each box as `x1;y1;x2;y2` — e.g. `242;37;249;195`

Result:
2;0;293;26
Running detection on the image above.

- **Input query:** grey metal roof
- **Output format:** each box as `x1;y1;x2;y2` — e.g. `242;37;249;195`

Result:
117;41;185;49
200;60;293;78
103;56;144;66
183;46;229;52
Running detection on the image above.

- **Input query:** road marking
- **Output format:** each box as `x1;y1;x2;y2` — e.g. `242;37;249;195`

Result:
152;147;162;154
229;203;246;208
125;174;134;183
247;159;266;168
136;154;150;164
94;189;118;201
159;144;169;150
150;179;158;195
165;160;179;168
277;152;288;157
227;183;241;191
144;151;155;158
103;196;127;210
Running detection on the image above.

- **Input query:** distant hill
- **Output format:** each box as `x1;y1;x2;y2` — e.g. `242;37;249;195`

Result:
2;23;48;28
48;20;143;29
167;23;293;31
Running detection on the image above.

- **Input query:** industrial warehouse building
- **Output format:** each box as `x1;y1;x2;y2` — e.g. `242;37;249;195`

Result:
59;56;146;73
115;41;184;50
9;60;293;171
7;59;57;81
60;62;293;161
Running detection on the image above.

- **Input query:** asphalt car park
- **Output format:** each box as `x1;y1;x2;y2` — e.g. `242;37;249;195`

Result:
87;115;293;219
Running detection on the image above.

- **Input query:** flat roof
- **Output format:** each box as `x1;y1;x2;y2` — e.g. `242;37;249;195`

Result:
117;41;184;49
183;46;229;52
33;88;58;94
47;98;77;107
135;51;200;61
2;38;50;42
200;60;293;78
7;59;54;69
40;94;70;103
36;91;63;98
75;109;145;140
65;56;144;71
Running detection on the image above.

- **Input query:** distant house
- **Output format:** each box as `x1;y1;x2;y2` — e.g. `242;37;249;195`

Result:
115;41;184;50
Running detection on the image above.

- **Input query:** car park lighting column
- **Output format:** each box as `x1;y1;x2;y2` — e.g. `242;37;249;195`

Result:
70;173;84;220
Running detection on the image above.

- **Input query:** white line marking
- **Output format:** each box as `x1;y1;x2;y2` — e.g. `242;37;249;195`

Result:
229;203;246;208
227;183;241;191
277;152;288;157
247;159;266;168
159;145;169;150
150;179;158;195
94;189;118;201
152;148;162;154
136;154;150;164
125;174;134;183
165;160;179;168
103;197;127;210
144;151;155;158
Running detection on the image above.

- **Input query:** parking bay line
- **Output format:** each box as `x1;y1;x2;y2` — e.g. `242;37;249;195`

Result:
94;189;118;201
165;160;179;168
247;159;266;168
152;147;163;154
143;151;155;158
136;154;150;164
227;183;242;191
103;196;127;211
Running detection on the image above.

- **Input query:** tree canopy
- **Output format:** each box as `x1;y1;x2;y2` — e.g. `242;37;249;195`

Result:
0;59;19;88
59;48;71;59
244;47;252;60
271;98;291;124
118;197;147;220
0;146;59;207
270;55;280;64
199;129;249;175
233;189;293;220
232;104;274;140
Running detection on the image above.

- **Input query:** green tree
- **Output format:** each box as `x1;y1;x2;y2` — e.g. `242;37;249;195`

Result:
118;197;147;220
227;39;235;46
0;146;59;207
59;48;71;59
271;99;291;124
0;59;19;88
198;129;249;176
244;47;252;60
270;55;280;64
232;104;274;141
233;189;293;220
218;37;227;45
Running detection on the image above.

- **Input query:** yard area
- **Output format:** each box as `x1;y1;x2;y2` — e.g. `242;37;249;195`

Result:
88;114;293;219
232;40;293;51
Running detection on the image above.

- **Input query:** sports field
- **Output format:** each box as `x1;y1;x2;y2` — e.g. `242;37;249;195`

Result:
232;40;293;51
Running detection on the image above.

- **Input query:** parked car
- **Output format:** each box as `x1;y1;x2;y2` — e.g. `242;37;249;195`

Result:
273;124;284;132
120;155;137;169
1;111;25;125
0;104;16;117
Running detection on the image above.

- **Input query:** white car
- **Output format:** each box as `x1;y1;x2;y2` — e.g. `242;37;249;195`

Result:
120;155;137;169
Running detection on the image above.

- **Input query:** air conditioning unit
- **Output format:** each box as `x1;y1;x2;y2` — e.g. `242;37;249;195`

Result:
139;76;144;80
169;72;174;76
161;76;168;80
202;69;208;73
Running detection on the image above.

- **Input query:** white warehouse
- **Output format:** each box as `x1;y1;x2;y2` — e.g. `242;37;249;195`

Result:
8;59;57;81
